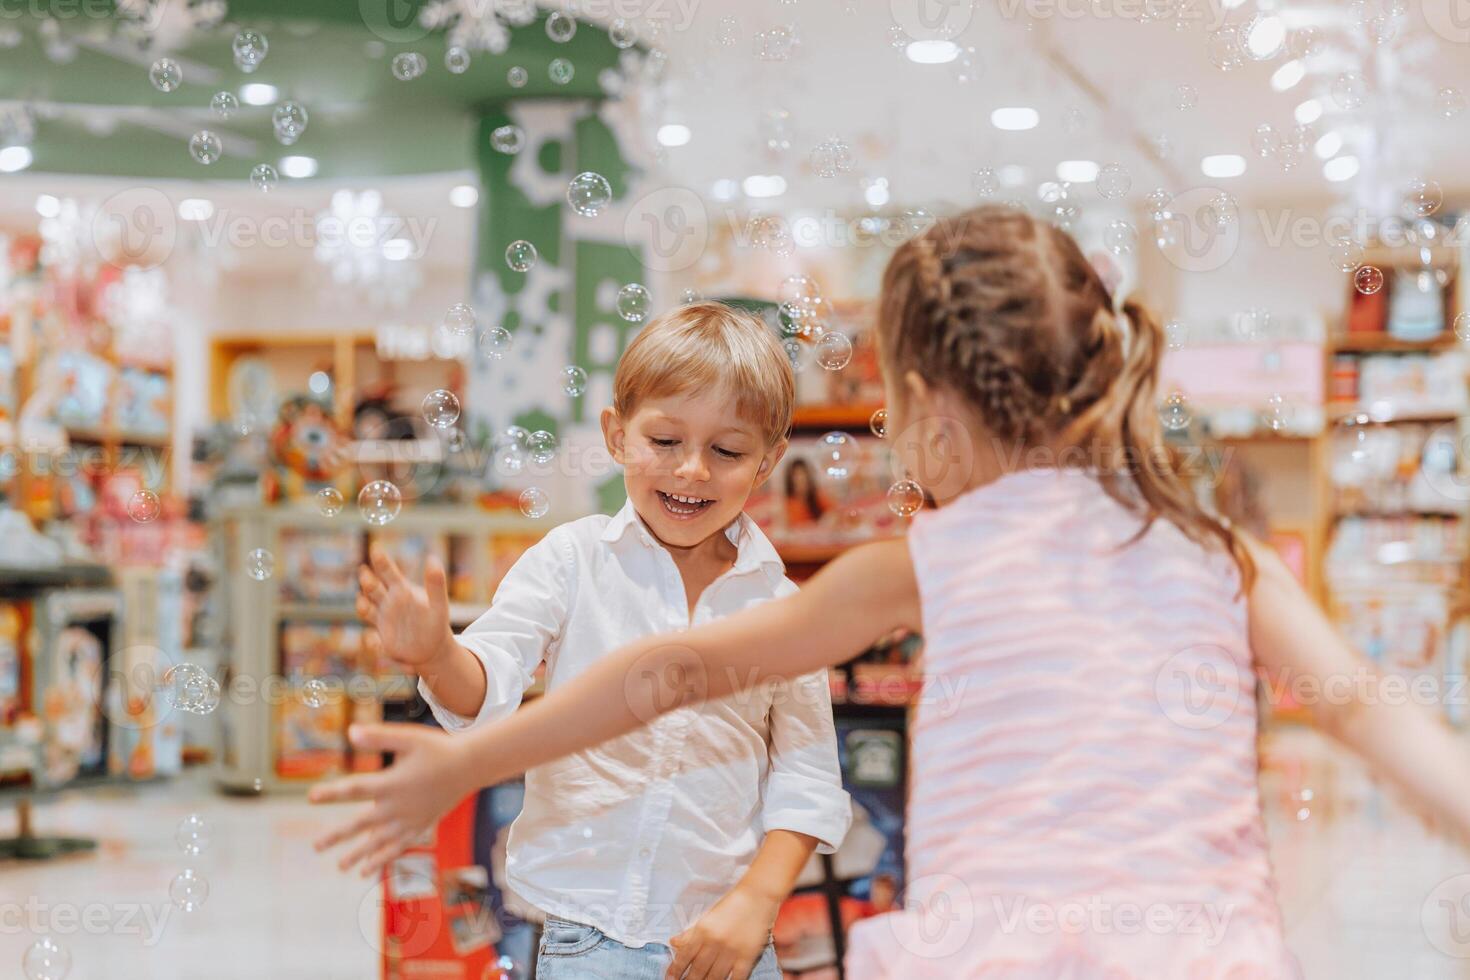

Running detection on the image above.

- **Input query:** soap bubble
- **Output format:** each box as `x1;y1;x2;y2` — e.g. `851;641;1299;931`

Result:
1233;307;1271;341
810;137;854;178
869;409;888;438
1252;124;1275;159
478;325;513;359
358;480;402;526
128;489;161;523
250;164;278;192
22;937;70;980
1104;219;1137;255
422;389;460;429
1403;178;1443;218
546;12;577;42
1165;320;1186;351
519;487;550;519
971;167;1000;198
887;479;924;517
819;431;854;480
491;124;525;154
505;239;537;272
445;46;471;73
779;274;822;308
1454;312;1470;341
300;678;329;708
1328;239;1364;272
170;869;209;912
1262;393;1292;431
246;548;274;581
567;172;612;216
150;58;182;92
164;663;220;715
443;302;476;336
1206;25;1243;70
528;430;557;464
1159;392;1192;431
272;101;308;144
316;487;344;516
507;66;528;88
1145;187;1172;216
445;429;466;454
1174;83;1198;111
210;91;238;118
176;814;209;855
816;331;853;370
561;365;589;398
1439;87;1466;119
1096;163;1131;199
610;19;638;48
900;208;936;239
616;283;651;322
189;131;222;165
1353;265;1384;294
392;52;427;81
1332;72;1365;110
233;29;268;71
549;58;574;84
679;288;702;303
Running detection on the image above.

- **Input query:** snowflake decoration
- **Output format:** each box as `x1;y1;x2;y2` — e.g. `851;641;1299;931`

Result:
420;0;537;54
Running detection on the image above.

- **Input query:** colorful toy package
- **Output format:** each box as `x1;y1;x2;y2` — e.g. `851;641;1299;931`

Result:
280;621;363;679
278;529;361;604
274;697;348;779
370;530;449;590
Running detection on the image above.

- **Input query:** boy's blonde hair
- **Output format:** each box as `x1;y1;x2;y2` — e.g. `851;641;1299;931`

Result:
613;301;794;446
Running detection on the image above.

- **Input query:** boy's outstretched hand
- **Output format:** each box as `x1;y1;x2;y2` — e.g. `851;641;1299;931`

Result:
310;723;472;877
357;544;454;670
666;886;780;980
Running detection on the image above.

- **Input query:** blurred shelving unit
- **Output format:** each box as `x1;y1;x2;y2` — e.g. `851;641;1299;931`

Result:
211;503;552;794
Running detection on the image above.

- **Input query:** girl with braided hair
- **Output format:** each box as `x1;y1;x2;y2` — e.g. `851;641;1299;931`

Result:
315;206;1470;979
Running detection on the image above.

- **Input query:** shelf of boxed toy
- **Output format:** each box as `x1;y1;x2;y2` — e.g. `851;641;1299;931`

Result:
210;502;553;794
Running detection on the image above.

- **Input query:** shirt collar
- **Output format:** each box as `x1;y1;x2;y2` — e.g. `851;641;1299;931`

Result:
600;498;786;582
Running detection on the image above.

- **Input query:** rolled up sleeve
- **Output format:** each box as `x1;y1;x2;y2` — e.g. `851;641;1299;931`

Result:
761;668;853;854
419;527;575;733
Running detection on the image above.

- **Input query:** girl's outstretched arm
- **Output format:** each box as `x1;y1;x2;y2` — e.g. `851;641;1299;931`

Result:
311;537;920;874
1245;535;1470;844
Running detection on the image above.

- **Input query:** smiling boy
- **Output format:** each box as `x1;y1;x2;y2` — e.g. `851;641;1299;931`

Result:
349;301;851;980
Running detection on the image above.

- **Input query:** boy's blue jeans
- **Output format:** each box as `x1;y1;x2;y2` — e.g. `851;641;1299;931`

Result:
535;915;782;980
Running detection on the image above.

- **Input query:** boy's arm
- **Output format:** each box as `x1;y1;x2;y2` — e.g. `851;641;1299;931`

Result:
419;529;575;732
665;830;818;980
1245;535;1470;843
758;665;853;855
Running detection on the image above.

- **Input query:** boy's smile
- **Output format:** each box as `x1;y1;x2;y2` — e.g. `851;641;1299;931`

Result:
603;389;785;552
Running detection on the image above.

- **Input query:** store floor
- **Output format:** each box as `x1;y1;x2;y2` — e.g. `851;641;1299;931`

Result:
1;729;1467;980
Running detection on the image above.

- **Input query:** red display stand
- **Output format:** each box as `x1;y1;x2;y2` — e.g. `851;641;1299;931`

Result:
379;794;510;980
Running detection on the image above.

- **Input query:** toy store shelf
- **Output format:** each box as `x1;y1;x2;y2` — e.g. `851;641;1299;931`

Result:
65;426;170;447
276;602;358;621
1326;403;1465;424
1332;508;1465;521
1212;430;1318;444
1330;333;1460;354
791;404;882;432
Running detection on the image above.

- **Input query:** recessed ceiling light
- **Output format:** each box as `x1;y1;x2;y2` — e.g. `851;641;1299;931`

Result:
906;40;959;64
178;198;214;221
1056;160;1099;182
1201;154;1246;178
1323;155;1359;182
0;146;33;173
1314;131;1343;159
35;194;60;218
382;239;413;261
864;181;889;207
449;184;478;208
280;155;318;179
742;174;786;198
1295;99;1323;124
1271;59;1305;92
710;179;738;202
991;107;1039;131
1246;16;1286;59
998;164;1027;187
240;83;278;106
656;124;691;147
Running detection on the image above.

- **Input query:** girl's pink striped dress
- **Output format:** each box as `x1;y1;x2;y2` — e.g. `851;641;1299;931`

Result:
846;469;1301;979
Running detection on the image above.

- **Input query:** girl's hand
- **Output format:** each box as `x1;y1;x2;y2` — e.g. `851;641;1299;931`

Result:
309;723;473;877
357;544;454;670
665;885;780;980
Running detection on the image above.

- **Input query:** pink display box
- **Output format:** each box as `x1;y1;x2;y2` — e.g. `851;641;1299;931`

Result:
1159;342;1323;408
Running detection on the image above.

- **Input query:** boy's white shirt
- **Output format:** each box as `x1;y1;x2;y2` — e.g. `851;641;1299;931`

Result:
418;499;853;948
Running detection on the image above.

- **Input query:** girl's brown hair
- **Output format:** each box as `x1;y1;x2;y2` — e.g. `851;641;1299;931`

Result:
878;204;1254;589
